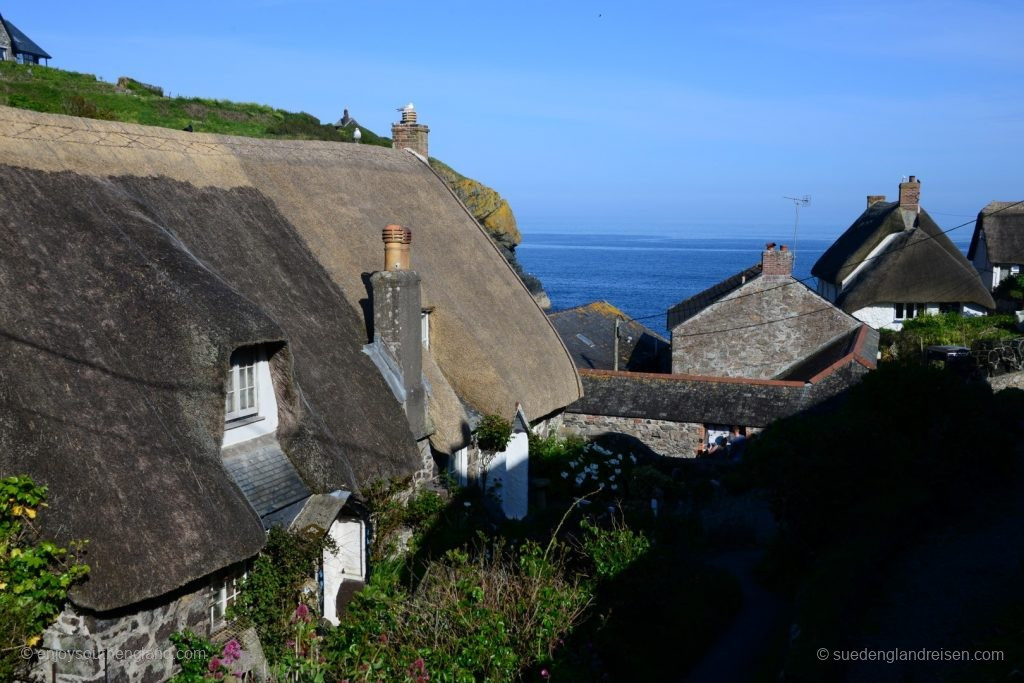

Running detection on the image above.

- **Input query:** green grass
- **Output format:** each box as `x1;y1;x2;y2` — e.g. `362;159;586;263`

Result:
0;62;392;146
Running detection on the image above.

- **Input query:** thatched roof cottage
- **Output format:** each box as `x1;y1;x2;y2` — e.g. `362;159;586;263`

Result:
968;201;1024;291
812;177;994;330
0;105;580;681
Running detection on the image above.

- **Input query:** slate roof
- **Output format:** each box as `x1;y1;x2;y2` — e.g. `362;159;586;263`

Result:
222;434;310;520
0;14;51;59
968;201;1024;265
548;301;670;373
812;202;994;312
568;324;875;427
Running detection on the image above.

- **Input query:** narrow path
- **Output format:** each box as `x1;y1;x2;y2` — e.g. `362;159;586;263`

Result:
684;549;790;683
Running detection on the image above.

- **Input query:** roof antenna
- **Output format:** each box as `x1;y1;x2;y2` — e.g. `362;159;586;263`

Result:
783;195;811;267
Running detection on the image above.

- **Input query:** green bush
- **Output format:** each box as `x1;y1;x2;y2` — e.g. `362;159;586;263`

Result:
476;414;513;452
0;476;89;681
325;538;591;681
579;517;650;580
883;312;1018;360
229;526;334;662
993;273;1024;303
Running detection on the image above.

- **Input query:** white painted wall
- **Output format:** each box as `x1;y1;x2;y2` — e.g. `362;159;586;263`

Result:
852;304;901;330
222;352;279;448
323;518;365;626
963;303;987;317
486;431;529;520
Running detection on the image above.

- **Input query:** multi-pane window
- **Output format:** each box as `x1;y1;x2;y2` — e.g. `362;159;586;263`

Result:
210;568;247;627
225;349;259;422
895;303;925;320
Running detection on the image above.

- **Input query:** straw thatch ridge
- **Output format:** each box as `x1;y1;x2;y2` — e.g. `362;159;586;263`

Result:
0;166;421;611
0;104;582;442
968;201;1024;265
813;202;994;311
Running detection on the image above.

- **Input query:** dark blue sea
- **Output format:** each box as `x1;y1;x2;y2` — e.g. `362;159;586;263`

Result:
517;233;969;337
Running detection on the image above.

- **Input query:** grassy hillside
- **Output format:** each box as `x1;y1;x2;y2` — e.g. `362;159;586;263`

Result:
0;62;391;145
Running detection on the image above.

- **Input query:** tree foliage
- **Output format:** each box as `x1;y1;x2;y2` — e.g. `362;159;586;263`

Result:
0;475;89;681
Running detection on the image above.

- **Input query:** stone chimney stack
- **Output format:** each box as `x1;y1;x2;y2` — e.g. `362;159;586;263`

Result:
899;175;921;213
391;103;429;158
370;226;427;438
762;243;794;277
867;195;887;208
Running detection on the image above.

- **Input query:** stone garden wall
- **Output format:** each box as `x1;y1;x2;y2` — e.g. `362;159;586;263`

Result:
562;413;703;458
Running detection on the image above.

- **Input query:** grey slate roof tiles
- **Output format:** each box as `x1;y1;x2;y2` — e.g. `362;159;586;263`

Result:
222;434;311;519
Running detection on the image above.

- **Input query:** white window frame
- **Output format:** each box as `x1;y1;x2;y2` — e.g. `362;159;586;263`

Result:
210;567;247;628
225;348;261;423
421;310;431;349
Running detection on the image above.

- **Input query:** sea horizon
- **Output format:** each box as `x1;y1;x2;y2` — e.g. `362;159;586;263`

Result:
517;231;972;337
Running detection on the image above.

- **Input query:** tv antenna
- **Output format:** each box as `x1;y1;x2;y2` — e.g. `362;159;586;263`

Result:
783;195;811;266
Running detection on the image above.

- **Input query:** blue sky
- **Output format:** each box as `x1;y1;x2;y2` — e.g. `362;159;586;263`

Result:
12;1;1023;239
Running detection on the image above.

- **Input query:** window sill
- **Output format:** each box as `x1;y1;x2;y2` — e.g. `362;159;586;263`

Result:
225;414;266;430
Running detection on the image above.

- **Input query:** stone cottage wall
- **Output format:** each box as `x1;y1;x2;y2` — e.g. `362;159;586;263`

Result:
36;583;213;683
562;412;704;458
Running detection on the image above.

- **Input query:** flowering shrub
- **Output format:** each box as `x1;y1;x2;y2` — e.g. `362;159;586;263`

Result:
0;476;89;681
559;442;638;500
168;632;246;682
228;526;334;662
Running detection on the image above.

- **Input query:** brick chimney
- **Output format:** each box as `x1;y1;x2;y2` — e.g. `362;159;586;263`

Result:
898;176;920;213
370;225;427;438
867;194;887;208
762;243;794;277
391;103;429;158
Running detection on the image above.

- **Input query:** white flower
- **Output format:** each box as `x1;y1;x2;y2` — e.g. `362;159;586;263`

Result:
610;484;618;491
569;460;577;468
614;468;622;474
609;475;616;482
629;455;638;464
560;471;569;479
464;501;471;507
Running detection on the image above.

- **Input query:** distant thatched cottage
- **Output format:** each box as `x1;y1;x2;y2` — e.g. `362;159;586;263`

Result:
968;201;1024;291
0;105;580;681
812;177;994;330
563;245;878;456
0;12;50;64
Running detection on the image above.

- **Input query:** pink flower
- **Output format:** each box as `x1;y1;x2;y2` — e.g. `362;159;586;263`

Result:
378;633;389;644
293;603;311;623
541;668;550;679
208;656;222;672
221;639;242;664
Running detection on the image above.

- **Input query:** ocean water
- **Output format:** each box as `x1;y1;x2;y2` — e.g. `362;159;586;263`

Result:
517;233;972;337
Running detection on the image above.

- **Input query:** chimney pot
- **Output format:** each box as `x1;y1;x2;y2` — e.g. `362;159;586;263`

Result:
400;228;412;269
762;243;794;276
383;224;405;270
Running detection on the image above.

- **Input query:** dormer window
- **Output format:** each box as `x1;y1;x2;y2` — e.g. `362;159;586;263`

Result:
222;345;280;447
225;348;259;422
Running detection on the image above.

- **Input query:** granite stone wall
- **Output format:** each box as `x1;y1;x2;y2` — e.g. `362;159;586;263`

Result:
562;412;704;458
37;582;215;682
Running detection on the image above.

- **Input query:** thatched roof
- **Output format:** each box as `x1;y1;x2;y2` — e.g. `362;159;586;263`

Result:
0;106;580;610
968;201;1024;265
669;271;862;380
548;301;670;373
813;202;994;311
